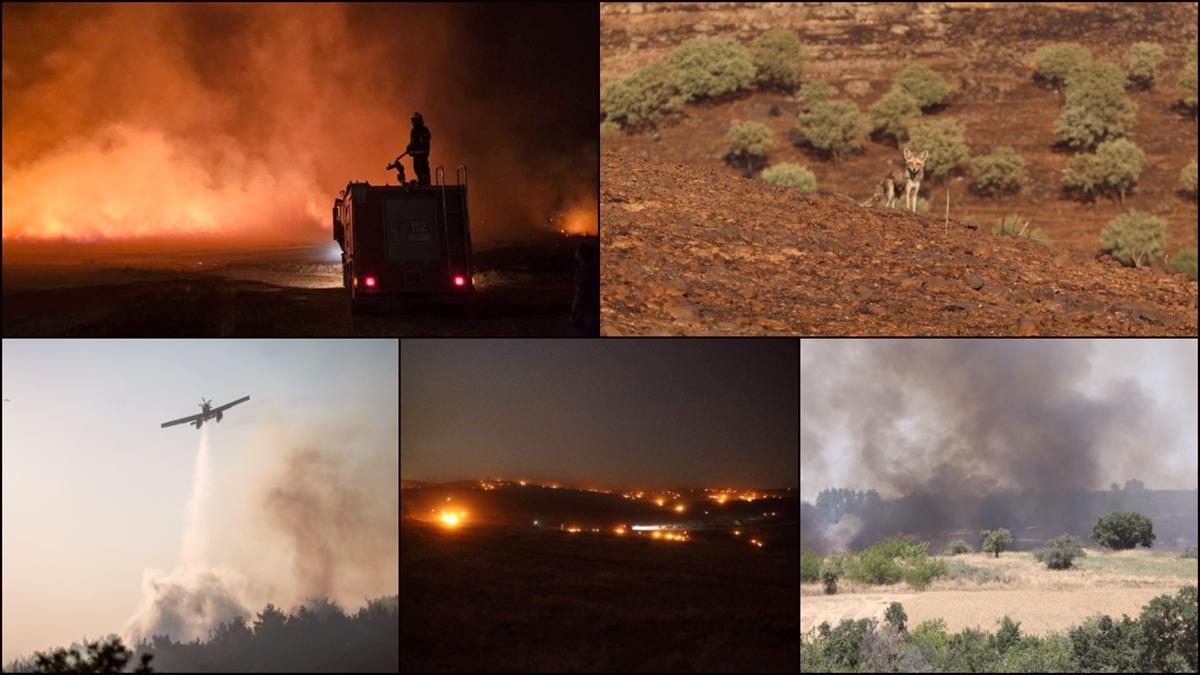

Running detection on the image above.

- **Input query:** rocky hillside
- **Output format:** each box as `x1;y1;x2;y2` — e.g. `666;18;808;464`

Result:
601;150;1197;335
601;2;1198;257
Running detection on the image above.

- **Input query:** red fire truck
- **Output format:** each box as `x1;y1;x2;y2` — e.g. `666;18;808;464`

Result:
332;165;474;314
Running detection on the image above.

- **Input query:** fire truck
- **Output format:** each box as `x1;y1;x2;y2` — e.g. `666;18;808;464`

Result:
332;165;474;314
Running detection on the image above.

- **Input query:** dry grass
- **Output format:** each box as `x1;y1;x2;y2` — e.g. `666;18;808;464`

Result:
800;549;1198;637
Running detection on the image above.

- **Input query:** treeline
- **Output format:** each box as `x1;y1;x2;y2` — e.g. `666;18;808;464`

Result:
802;586;1198;672
4;596;397;673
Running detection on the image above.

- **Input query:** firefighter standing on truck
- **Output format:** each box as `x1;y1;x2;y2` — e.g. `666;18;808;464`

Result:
407;112;432;186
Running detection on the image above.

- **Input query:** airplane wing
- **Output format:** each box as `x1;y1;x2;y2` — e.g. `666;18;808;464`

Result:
161;414;204;428
213;395;250;413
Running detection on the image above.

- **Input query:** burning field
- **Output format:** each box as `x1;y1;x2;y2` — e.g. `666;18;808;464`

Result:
1;3;597;335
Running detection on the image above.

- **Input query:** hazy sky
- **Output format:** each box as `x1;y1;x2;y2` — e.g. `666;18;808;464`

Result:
800;339;1199;502
1;340;398;664
401;339;798;489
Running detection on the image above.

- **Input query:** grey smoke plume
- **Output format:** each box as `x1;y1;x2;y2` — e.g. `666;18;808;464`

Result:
264;447;398;601
801;340;1188;500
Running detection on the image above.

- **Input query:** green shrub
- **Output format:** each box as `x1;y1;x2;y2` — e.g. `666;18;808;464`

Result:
869;89;921;146
1100;211;1166;268
821;561;841;595
907;119;970;181
760;162;817;193
1138;586;1198;672
851;547;905;585
801;549;823;582
664;36;755;102
1062;138;1145;204
993;215;1049;243
1068;614;1144;673
942;559;1011;584
825;618;876;669
1182;546;1198;559
1055;63;1137;149
904;556;945;591
894;65;953;110
1034;42;1093;86
1181;160;1197;197
943;539;973;556
1000;634;1077;672
750;28;805;91
1033;534;1087;570
885;602;908;632
796;79;834;112
970;146;1027;196
1171;247;1200;278
1169;249;1197;280
946;627;994;673
1092;512;1157;550
1127;42;1166;88
992;616;1022;655
599;120;620;139
1181;42;1198;113
726;120;774;172
600;61;682;129
794;98;868;164
871;535;930;560
980;528;1013;558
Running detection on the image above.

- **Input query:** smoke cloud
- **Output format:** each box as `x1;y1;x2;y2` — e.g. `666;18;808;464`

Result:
2;3;596;249
801;340;1190;500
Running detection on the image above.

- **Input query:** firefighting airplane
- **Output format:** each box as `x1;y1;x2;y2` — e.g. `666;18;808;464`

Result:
160;396;250;430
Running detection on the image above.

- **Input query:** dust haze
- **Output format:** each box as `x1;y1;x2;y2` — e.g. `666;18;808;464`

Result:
1;3;596;250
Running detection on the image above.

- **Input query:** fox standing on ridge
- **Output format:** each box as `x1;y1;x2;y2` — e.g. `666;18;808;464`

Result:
861;148;929;212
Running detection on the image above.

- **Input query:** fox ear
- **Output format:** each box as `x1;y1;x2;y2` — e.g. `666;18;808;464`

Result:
903;147;912;160
918;150;929;161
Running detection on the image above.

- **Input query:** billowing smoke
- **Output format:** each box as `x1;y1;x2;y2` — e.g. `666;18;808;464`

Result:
264;447;399;601
801;340;1198;552
802;340;1183;499
123;423;398;645
2;3;595;250
124;428;249;644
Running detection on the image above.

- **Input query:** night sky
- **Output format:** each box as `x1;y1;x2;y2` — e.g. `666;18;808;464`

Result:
400;339;798;489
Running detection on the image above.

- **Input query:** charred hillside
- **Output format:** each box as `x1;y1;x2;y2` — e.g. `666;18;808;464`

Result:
601;151;1197;335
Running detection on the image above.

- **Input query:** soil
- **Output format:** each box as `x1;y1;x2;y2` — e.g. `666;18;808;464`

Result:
601;150;1196;335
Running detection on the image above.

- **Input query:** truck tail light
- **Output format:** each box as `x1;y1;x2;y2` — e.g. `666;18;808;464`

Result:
452;274;466;287
364;275;378;288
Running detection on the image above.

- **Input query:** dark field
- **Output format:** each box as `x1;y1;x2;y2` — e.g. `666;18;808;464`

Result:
400;522;799;672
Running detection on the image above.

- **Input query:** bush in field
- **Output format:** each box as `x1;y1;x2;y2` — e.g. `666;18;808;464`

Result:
946;627;994;672
826;618;877;670
821;561;841;595
906;119;970;182
801;549;823;582
1033;534;1087;570
664;36;755;102
942;559;1010;584
869;89;921;146
992;616;1023;655
943;539;973;556
1062;138;1145;204
1182;546;1198;559
993;214;1049;244
1180;42;1198;113
1055;64;1137;149
599;120;620;139
725;120;774;173
970;146;1027;196
885;602;908;632
1181;160;1197;198
904;556;946;591
600;60;682;129
760;163;817;193
1127;42;1166;89
1169;249;1197;281
1034;42;1093;86
1000;633;1078;672
852;547;904;585
980;528;1013;558
796;79;834;112
1092;511;1157;550
1099;211;1166;268
1138;586;1198;672
894;65;953;110
1069;614;1145;673
794;98;868;164
750;28;805;92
